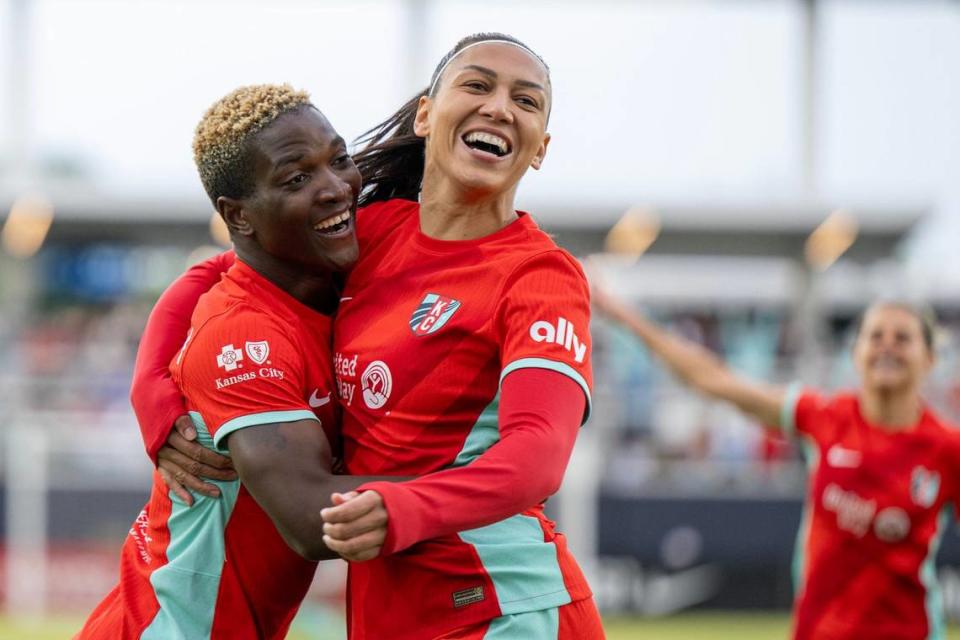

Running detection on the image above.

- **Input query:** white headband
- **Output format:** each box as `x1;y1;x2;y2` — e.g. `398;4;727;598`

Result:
428;39;543;96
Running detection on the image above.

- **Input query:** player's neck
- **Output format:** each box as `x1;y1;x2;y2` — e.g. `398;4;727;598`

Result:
236;249;338;315
859;389;923;431
418;171;519;240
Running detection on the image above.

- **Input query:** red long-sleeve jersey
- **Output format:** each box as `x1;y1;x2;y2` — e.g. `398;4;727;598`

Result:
128;199;594;638
333;199;593;639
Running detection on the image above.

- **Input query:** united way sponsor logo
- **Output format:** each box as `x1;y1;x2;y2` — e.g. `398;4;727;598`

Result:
334;352;358;406
245;340;270;364
410;293;461;336
910;466;940;508
874;507;911;543
822;483;876;538
216;344;243;371
529;316;587;363
361;360;392;410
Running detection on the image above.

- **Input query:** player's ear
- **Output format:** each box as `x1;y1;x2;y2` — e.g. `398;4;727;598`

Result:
413;95;432;139
217;197;254;238
530;132;550;171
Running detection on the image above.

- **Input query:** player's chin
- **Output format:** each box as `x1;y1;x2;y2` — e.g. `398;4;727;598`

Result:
311;227;358;260
317;242;359;274
867;374;912;394
453;165;519;196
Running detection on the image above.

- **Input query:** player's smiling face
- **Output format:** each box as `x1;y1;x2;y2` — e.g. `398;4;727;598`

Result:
414;42;551;198
242;107;360;274
854;305;933;394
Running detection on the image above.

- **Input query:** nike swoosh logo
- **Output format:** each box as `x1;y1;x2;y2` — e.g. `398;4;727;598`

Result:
340;297;353;302
827;445;861;468
309;390;332;408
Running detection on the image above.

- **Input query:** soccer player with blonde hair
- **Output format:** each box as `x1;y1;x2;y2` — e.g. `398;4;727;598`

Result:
78;84;395;639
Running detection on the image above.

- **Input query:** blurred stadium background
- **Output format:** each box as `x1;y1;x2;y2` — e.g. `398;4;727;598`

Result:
2;0;960;637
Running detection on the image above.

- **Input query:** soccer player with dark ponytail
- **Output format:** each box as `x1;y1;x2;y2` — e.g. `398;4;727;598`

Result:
130;33;604;639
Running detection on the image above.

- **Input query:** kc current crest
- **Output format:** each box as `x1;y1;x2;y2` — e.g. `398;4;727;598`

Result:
910;466;940;508
410;293;461;336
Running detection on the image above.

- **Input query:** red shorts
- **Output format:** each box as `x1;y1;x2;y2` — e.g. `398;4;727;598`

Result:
435;597;605;640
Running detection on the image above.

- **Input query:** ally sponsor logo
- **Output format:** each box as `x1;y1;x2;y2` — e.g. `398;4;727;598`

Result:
529;316;587;363
410;293;461;336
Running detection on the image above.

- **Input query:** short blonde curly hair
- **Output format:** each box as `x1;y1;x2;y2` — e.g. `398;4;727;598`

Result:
193;83;312;204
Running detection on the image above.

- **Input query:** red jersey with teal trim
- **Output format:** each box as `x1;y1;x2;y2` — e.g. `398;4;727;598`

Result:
783;389;960;640
78;261;337;640
333;199;594;640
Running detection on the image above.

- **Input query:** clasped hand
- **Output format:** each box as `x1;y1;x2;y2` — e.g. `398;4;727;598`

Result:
321;491;389;562
156;417;387;562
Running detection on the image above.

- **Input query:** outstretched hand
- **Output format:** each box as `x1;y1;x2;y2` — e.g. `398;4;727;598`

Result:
321;490;388;562
157;415;237;506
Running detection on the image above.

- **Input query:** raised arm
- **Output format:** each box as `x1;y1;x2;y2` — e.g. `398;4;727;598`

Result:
592;282;785;428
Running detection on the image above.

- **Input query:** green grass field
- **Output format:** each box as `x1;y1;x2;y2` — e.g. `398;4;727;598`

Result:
7;613;960;639
605;613;960;639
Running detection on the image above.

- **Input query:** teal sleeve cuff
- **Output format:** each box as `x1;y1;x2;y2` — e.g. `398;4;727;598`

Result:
780;382;804;437
213;409;319;453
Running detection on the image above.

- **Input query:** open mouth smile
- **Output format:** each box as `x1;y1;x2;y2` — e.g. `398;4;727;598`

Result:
314;210;352;237
871;354;906;371
462;131;512;158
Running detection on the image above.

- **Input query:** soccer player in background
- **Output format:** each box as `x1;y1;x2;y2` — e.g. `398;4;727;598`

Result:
78;85;406;639
131;33;605;639
593;283;960;640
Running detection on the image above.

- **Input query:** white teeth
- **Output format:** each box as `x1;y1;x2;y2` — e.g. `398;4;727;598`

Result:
464;131;509;154
314;211;351;231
